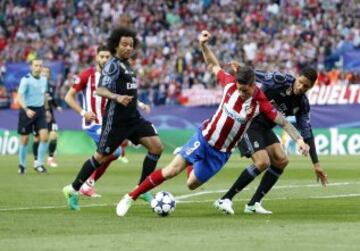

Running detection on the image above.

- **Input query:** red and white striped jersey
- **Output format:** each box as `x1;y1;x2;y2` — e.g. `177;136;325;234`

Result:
72;68;106;129
202;70;278;152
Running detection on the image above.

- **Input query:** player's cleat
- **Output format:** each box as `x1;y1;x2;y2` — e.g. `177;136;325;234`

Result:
47;157;58;168
244;202;272;214
79;186;102;198
214;198;234;215
18;165;25;175
34;165;47;173
63;185;80;211
118;156;129;164
139;191;153;203
116;194;134;216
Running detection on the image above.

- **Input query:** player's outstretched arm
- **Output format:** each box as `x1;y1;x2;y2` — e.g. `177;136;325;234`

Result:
199;30;221;75
65;88;96;121
273;112;310;156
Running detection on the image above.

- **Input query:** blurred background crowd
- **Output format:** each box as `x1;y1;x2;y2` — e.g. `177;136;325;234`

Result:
0;0;359;108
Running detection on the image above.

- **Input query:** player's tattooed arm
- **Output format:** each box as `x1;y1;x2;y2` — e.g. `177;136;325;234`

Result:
96;87;133;106
198;30;221;75
274;112;301;140
273;112;310;156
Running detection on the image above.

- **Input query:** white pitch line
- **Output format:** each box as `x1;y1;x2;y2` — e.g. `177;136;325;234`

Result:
0;203;110;212
177;193;360;204
0;182;359;212
175;181;360;200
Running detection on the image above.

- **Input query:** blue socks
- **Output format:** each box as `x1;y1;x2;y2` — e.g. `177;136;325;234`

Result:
37;141;48;166
19;144;28;167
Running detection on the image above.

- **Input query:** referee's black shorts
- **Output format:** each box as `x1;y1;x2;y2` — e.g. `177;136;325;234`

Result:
97;118;158;155
18;106;47;135
238;125;279;158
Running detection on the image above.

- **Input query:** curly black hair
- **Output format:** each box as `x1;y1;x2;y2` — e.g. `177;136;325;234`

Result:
300;66;318;85
107;27;138;55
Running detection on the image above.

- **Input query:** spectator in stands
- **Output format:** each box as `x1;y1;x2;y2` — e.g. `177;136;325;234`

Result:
0;0;359;107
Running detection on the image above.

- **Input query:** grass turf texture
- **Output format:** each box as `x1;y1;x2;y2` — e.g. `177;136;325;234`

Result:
0;153;359;251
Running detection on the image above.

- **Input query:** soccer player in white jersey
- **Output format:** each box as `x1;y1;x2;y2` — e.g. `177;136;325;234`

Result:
115;30;310;217
65;45;129;197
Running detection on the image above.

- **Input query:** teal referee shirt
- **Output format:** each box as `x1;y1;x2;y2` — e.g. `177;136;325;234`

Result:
18;73;48;107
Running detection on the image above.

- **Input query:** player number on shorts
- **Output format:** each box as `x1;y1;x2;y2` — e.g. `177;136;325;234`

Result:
186;141;200;155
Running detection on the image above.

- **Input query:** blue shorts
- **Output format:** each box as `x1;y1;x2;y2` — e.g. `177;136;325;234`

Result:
178;129;231;183
85;125;102;145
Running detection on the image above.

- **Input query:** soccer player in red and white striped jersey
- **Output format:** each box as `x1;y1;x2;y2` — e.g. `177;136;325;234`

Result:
115;31;310;216
65;45;127;197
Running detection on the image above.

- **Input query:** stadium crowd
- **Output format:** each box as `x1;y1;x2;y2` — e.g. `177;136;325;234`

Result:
0;0;359;107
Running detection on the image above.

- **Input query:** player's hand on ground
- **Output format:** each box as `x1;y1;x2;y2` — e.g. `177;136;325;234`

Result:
296;139;310;156
198;30;210;45
314;164;328;187
25;108;36;118
116;95;133;106
84;111;96;122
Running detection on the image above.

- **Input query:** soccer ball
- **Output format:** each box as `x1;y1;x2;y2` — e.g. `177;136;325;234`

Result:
150;191;176;216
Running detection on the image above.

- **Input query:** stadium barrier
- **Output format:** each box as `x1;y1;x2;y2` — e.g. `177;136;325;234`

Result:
0;128;359;156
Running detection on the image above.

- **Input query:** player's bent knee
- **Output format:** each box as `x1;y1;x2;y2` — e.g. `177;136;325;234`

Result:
254;160;270;171
93;152;107;164
154;142;164;154
186;172;202;190
148;142;164;155
274;157;288;169
187;179;201;190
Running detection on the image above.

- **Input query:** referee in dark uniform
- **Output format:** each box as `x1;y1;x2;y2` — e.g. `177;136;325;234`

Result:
33;66;62;168
63;27;164;211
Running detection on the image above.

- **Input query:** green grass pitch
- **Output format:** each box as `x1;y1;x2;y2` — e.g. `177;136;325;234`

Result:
0;153;359;251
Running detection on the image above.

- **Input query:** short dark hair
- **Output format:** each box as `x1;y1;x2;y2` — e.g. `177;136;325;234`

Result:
107;27;138;55
300;66;318;85
236;66;255;85
97;45;110;54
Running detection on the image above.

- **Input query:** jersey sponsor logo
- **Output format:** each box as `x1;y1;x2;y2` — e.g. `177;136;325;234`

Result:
223;103;247;124
127;82;137;89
